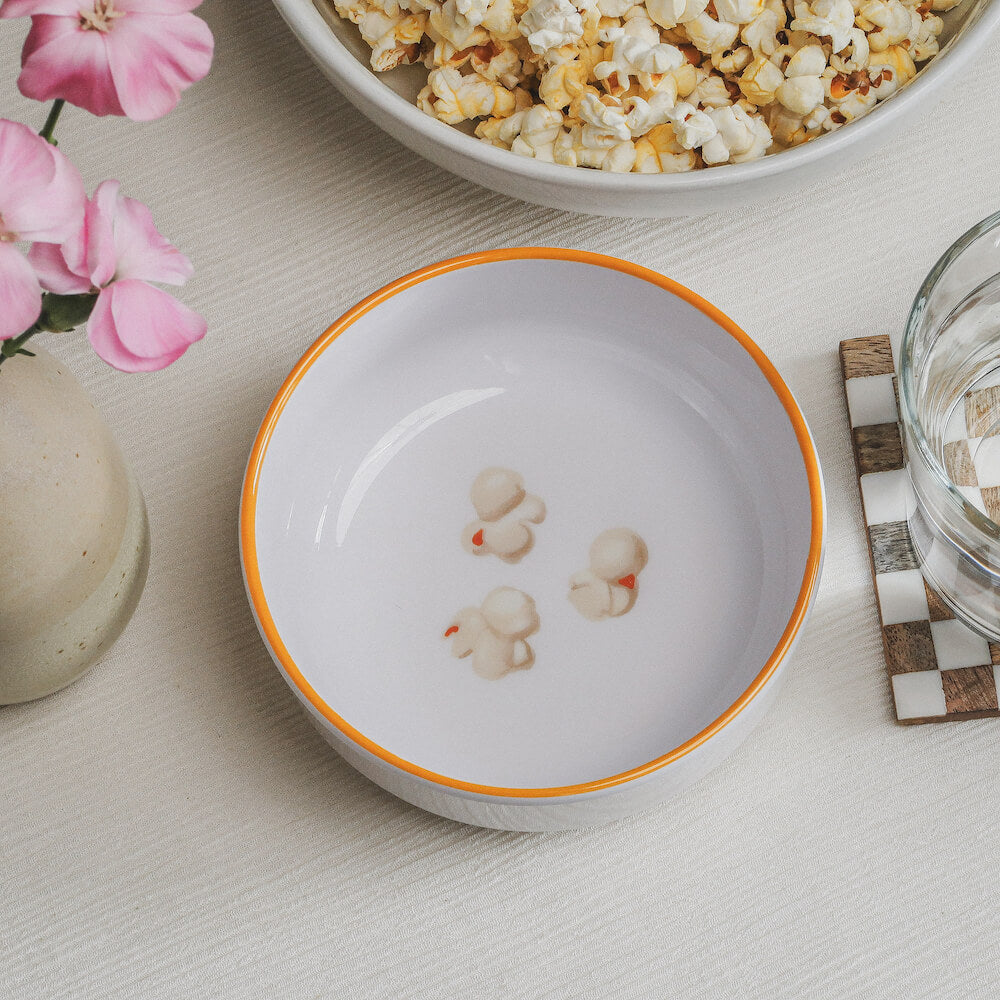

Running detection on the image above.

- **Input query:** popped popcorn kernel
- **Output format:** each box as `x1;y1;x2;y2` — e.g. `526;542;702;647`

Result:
739;53;784;104
645;0;710;27
419;66;518;121
358;8;428;70
789;0;855;52
634;123;699;169
520;0;588;53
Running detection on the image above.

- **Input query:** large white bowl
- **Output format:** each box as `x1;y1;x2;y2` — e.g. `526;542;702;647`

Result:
273;0;999;217
240;249;825;830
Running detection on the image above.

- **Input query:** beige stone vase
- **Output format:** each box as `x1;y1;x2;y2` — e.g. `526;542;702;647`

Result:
0;347;149;704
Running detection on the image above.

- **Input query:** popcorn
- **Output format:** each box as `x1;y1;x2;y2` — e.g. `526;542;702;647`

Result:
774;42;826;114
701;103;771;162
789;0;855;52
775;74;824;114
633;123;698;169
767;102;809;145
598;0;636;14
569;528;648;621
623;92;675;132
445;587;540;680
570;89;630;139
856;0;920;51
868;43;917;96
520;0;587;53
688;71;734;106
461;466;547;561
911;12;944;61
482;0;523;38
457;0;491;26
539;57;593;105
418;67;517;122
669;101;718;147
331;0;967;172
508;105;566;157
740;0;784;54
712;45;752;74
593;28;685;95
470;38;525;87
829;27;871;73
603;139;639;169
645;0;709;27
358;8;428;70
714;0;763;22
333;0;370;25
823;66;878;128
739;53;784;104
429;0;490;46
685;11;740;52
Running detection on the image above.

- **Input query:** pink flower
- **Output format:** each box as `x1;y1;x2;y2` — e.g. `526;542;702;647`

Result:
0;118;85;340
29;179;206;371
0;0;214;122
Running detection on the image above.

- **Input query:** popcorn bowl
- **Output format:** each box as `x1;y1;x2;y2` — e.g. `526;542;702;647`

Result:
240;249;825;830
273;0;1000;218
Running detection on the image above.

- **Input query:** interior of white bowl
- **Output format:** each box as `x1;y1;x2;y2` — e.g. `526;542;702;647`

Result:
295;0;998;189
246;254;820;790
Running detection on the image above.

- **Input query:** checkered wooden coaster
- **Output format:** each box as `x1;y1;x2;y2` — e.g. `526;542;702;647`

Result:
841;335;1000;724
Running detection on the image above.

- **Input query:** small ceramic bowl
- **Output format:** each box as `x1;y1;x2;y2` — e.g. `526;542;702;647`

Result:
272;0;1000;217
241;249;824;830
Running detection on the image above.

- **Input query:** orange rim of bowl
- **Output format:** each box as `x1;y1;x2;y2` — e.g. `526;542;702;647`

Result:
240;248;825;799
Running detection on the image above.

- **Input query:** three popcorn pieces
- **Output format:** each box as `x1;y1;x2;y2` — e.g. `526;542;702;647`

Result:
444;467;648;680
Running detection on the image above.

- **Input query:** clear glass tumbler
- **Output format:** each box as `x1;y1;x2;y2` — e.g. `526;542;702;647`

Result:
901;210;1000;639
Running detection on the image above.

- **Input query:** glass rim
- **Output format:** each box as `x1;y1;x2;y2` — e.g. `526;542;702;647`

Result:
900;208;1000;542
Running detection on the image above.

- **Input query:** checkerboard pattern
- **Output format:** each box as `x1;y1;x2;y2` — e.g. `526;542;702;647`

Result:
941;380;1000;523
841;335;1000;724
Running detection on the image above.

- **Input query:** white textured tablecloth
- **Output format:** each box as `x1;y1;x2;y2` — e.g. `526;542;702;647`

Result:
3;4;1000;995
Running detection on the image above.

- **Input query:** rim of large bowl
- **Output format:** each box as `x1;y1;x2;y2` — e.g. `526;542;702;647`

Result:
240;248;825;799
900;209;1000;542
273;0;1000;194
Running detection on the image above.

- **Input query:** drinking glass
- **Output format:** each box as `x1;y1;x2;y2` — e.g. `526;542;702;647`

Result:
900;210;1000;639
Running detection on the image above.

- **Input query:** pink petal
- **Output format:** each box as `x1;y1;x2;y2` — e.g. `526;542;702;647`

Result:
0;119;55;218
0;242;43;340
1;0;206;13
84;179;119;286
0;120;86;241
0;119;85;242
56;179;118;286
27;241;92;294
116;0;205;12
32;140;87;242
46;181;109;287
112;193;192;285
105;11;213;121
0;0;83;17
87;279;205;371
18;15;125;117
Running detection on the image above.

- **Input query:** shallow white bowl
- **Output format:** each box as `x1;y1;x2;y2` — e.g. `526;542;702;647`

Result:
273;0;999;217
241;249;824;830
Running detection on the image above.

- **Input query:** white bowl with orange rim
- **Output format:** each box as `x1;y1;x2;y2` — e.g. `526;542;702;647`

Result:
240;249;824;830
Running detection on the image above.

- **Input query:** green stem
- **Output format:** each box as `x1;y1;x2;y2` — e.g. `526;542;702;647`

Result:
0;293;98;371
39;99;65;145
0;327;40;369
